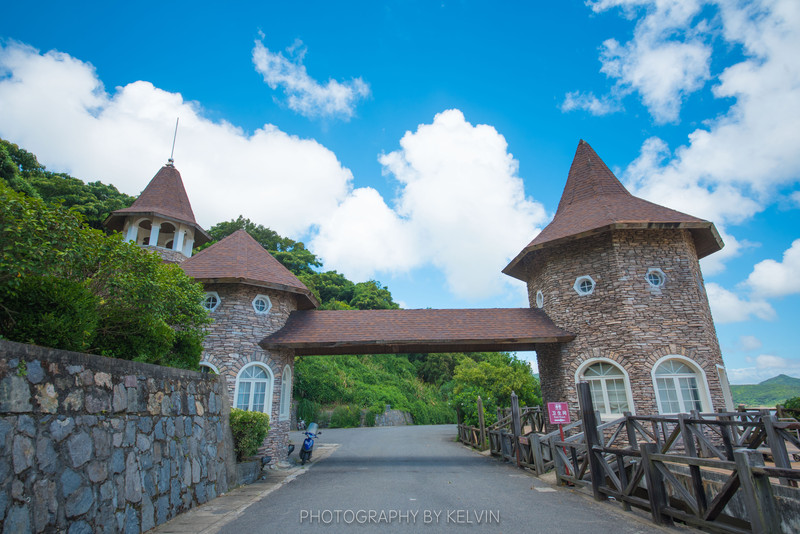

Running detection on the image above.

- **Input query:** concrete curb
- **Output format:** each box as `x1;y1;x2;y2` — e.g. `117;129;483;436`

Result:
151;443;340;534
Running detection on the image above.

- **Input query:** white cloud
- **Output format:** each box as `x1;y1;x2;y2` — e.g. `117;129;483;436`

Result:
0;41;354;237
745;239;800;298
791;191;800;207
738;335;762;352
584;0;711;123
706;282;775;324
252;38;370;120
727;354;800;384
312;109;549;300
561;91;620;115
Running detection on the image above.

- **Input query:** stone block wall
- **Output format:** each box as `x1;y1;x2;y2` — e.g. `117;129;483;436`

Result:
0;340;236;534
526;229;729;423
198;283;296;465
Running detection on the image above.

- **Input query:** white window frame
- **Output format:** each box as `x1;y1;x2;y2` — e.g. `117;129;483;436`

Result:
203;291;221;312
279;365;292;421
252;294;272;315
575;358;635;420
535;290;544;309
233;362;274;415
651;355;712;415
645;268;666;289
573;275;595;296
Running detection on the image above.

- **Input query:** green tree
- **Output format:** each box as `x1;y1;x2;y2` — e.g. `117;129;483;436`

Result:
350;280;399;310
451;353;542;426
0;181;209;368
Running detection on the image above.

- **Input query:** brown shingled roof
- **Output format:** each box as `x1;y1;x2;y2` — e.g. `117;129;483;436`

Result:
503;140;723;280
180;229;318;309
104;164;211;244
260;308;573;355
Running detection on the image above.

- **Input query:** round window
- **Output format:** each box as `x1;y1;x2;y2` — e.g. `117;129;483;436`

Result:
573;275;596;296
203;292;220;312
646;268;666;288
252;294;272;315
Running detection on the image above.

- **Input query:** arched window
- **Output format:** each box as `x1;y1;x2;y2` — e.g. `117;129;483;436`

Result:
653;357;709;414
199;361;219;375
280;365;292;421
577;359;633;419
234;363;274;414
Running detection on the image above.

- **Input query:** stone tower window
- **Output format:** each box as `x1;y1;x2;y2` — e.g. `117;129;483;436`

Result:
203;292;220;312
535;290;544;309
577;360;633;419
573;275;595;296
199;361;219;374
652;357;709;414
252;294;272;315
234;363;274;413
646;268;666;289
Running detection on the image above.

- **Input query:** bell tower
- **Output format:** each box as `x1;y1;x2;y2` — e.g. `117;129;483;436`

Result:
104;161;211;263
504;141;733;420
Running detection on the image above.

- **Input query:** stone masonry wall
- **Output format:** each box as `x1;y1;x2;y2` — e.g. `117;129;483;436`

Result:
0;340;236;534
526;229;728;423
199;283;296;465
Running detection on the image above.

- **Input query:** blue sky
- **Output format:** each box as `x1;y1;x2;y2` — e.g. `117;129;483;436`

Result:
1;1;798;384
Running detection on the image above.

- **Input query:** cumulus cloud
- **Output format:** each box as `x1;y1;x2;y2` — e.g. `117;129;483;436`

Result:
252;38;369;120
561;91;620;115
0;42;355;237
706;282;775;324
311;109;549;299
745;239;800;298
727;354;800;384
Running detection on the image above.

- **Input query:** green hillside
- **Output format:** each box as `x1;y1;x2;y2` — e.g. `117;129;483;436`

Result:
730;374;800;407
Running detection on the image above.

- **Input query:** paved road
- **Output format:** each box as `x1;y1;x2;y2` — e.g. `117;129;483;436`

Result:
218;425;668;534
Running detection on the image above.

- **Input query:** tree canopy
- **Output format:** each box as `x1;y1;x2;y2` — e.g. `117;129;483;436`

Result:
0;181;209;368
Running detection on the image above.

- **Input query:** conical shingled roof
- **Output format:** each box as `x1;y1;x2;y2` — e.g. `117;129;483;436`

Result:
180;229;318;310
503;140;723;281
104;163;211;245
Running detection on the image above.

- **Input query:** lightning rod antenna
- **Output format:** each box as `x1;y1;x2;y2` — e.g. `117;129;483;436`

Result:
168;117;179;165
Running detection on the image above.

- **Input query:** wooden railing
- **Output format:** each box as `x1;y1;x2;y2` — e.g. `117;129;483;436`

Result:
550;382;800;533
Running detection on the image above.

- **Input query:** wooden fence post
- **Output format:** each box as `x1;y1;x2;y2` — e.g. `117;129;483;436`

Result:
624;411;638;451
641;443;673;526
577;381;605;501
677;413;708;515
762;414;794;486
477;396;486;451
734;448;782;534
531;433;545;475
511;391;522;467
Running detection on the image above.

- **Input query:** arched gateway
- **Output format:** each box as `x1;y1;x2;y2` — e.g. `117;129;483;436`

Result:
106;140;733;465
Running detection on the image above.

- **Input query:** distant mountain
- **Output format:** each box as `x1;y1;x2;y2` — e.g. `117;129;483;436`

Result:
759;374;800;387
730;374;800;408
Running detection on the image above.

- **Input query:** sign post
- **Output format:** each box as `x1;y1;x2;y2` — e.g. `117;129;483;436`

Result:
548;402;572;477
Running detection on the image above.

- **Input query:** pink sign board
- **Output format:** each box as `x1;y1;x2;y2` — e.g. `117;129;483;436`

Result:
548;402;571;425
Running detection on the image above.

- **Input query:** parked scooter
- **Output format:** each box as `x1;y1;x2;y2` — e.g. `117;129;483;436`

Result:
299;422;321;465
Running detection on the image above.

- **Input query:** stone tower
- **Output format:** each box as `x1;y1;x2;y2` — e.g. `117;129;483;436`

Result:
104;161;211;262
180;229;318;463
504;141;733;420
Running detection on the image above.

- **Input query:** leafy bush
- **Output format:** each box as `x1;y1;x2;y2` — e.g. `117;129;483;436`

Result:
229;408;270;461
783;397;800;420
330;404;361;428
296;398;321;425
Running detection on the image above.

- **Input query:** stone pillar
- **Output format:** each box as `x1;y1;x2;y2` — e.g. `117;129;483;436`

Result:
174;226;186;252
149;222;161;247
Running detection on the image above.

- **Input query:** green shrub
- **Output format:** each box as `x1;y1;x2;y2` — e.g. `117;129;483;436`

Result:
783;397;800;420
297;398;321;425
330;404;361;428
229;408;270;461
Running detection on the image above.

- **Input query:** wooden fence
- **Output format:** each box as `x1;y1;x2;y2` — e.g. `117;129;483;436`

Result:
459;387;800;532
